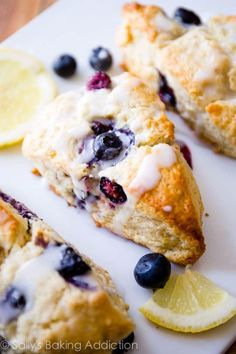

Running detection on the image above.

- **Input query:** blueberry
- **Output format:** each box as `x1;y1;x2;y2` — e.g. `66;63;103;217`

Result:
57;246;90;280
134;253;171;289
176;140;193;168
93;132;123;161
100;177;127;204
112;332;135;354
75;197;86;210
87;71;111;90
0;191;36;219
89;47;112;71
4;287;26;310
53;54;77;78
67;278;96;290
174;8;201;26
91;120;113;135
158;72;176;108
0;286;26;324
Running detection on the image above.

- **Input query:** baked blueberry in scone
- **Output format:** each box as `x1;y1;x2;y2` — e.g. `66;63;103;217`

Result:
118;3;236;158
0;191;134;353
23;72;205;265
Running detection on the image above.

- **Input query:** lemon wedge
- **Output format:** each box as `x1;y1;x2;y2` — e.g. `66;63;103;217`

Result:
140;269;236;333
0;48;56;147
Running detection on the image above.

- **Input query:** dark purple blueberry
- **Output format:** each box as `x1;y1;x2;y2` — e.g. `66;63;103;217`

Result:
93;132;123;161
87;71;111;90
76;197;86;210
0;191;36;219
174;8;201;26
100;177;127;204
4;287;26;310
134;253;171;289
67;278;96;291
112;332;135;354
89;47;112;71
176;140;193;168
91;120;113;135
53;54;77;78
158;72;176;108
76;193;99;210
57;246;91;280
0;287;26;324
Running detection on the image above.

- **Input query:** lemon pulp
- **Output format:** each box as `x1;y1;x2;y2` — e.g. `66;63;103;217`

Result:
140;269;236;333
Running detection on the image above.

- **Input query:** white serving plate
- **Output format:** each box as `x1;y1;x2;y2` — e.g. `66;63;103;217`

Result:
1;1;236;353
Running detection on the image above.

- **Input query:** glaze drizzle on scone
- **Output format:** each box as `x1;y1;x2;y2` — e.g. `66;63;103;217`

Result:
23;72;205;265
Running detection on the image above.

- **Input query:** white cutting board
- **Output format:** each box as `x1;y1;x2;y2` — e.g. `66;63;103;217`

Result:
1;1;236;353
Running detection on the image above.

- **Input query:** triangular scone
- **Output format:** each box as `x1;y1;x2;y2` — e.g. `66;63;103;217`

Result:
23;72;205;265
118;3;236;158
0;191;134;353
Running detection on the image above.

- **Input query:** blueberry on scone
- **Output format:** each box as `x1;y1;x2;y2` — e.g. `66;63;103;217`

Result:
174;7;202;26
23;72;205;265
89;47;113;71
158;72;176;108
176;140;193;168
0;192;134;353
87;71;111;90
118;3;236;158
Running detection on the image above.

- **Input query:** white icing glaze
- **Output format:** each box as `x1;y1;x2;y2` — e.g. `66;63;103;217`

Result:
13;245;67;311
77;89;108;118
112;144;176;233
129;144;176;197
72;273;97;288
70;174;88;201
194;69;213;82
129;118;143;131
76;136;95;164
55;120;91;157
112;194;137;234
162;205;172;212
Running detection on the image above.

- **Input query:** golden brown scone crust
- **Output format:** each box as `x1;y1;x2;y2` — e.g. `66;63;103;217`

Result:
0;195;134;354
118;3;184;86
118;3;236;158
23;73;205;265
121;3;184;43
206;100;236;157
93;145;204;265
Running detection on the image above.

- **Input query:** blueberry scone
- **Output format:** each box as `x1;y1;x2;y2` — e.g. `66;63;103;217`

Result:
23;72;205;265
118;3;236;158
0;191;134;353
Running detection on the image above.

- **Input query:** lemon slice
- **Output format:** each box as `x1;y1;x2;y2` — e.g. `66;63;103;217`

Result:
0;48;56;147
140;269;236;333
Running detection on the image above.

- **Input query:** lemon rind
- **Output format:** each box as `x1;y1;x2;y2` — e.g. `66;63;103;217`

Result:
140;294;236;333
